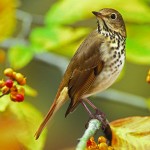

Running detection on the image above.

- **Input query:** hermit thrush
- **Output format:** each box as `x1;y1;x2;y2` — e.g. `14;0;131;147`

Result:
35;8;126;139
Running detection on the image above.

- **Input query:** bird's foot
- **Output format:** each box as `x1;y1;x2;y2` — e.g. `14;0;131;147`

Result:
90;108;107;130
90;108;112;143
81;98;112;143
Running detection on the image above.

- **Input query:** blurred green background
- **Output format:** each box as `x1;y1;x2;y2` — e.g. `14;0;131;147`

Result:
0;0;150;149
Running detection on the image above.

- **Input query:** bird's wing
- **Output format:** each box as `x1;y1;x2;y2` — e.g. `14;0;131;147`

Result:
65;30;105;116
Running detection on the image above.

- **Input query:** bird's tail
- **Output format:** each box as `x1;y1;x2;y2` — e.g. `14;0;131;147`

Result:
35;87;68;140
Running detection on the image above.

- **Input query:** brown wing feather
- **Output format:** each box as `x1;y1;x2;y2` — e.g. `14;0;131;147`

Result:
64;31;104;116
54;30;103;100
65;68;97;116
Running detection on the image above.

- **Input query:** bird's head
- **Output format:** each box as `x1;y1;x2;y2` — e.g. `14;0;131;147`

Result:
92;8;126;38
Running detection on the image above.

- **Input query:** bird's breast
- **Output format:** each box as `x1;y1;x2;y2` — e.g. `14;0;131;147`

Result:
84;37;125;98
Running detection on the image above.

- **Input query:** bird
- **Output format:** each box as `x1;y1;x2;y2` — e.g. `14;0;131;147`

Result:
35;8;126;139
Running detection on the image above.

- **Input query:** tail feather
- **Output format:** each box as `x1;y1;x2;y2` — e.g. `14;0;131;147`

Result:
65;101;80;117
35;87;68;140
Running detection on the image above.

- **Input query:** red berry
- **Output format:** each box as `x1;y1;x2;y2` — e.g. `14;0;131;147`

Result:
5;79;13;88
87;139;92;147
15;94;24;102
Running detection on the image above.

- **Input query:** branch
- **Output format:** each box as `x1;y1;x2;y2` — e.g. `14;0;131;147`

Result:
76;119;101;150
16;9;44;38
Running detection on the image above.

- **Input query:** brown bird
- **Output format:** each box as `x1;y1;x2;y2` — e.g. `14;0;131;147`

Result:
35;8;126;139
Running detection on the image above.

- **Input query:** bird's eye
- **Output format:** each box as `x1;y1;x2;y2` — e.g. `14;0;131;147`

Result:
110;13;117;20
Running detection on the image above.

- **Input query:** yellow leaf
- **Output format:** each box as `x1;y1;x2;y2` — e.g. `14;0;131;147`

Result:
110;116;150;150
0;101;46;150
0;0;18;41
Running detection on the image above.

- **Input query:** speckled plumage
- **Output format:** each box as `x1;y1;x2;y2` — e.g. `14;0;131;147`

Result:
85;28;126;97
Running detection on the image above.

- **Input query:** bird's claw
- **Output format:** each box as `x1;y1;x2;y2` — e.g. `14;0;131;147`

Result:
86;108;112;143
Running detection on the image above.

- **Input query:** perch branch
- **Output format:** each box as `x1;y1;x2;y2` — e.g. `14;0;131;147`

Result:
76;119;101;150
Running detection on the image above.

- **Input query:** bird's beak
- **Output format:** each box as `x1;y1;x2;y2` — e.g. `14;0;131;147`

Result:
92;11;101;17
92;11;103;19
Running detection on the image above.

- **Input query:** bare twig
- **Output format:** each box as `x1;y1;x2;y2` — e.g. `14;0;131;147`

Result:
76;119;101;150
16;9;44;38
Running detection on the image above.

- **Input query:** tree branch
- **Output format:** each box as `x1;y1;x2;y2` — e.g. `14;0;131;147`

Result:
76;119;101;150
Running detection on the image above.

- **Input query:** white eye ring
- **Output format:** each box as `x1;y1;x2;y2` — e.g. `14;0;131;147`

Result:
110;13;117;20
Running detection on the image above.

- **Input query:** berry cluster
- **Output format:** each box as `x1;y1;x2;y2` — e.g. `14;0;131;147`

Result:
0;68;26;102
86;136;114;150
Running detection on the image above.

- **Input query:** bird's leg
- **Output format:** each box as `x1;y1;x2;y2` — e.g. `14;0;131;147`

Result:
81;100;96;129
83;98;112;143
81;100;94;118
84;98;107;128
84;98;104;111
84;98;97;109
84;98;106;118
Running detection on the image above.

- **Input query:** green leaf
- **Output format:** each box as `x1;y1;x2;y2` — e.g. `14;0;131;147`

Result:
45;0;150;26
45;0;113;26
120;0;150;23
30;0;150;60
30;26;89;55
24;85;38;97
8;45;34;70
0;95;10;112
126;25;150;64
50;40;82;57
